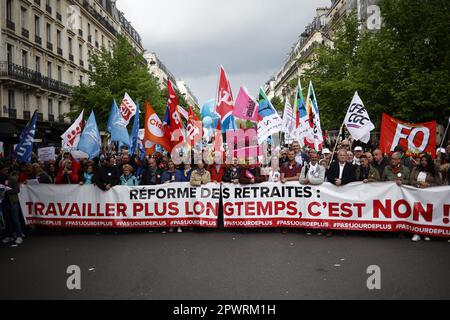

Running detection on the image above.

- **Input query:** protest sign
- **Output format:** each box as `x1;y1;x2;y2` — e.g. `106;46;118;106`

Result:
38;147;56;162
19;183;221;228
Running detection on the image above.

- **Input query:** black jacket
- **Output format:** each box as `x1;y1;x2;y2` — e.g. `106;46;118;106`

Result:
223;167;241;183
96;165;121;191
140;167;163;186
327;161;356;186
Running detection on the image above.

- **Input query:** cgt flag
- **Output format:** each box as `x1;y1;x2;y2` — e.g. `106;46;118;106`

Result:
61;110;84;150
380;113;437;158
14;110;38;163
344;92;375;144
119;93;137;125
215;66;236;132
165;80;184;143
144;101;173;154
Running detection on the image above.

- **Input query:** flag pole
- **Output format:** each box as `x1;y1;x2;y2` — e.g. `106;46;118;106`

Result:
439;117;450;149
328;123;345;169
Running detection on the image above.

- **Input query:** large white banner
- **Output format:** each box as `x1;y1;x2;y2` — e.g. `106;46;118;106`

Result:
222;182;450;238
19;183;221;228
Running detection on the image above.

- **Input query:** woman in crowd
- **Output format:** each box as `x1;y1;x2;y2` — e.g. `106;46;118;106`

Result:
80;163;96;186
161;160;181;184
410;153;442;242
177;163;193;183
356;155;381;183
55;159;79;184
120;164;139;186
46;162;57;183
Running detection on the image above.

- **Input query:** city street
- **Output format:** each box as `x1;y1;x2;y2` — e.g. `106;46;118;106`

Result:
1;230;449;300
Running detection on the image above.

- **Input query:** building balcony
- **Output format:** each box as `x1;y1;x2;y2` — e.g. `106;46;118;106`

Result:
23;111;31;120
88;35;92;43
56;12;62;22
78;29;83;37
7;20;15;32
57;47;63;55
95;41;99;48
34;0;41;6
0;62;72;96
22;28;29;39
46;4;52;15
69;54;74;62
48;114;55;122
35;35;42;45
79;60;84;67
47;42;53;51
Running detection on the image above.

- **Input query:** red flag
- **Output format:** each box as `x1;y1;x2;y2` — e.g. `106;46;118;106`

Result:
144;101;173;154
165;80;184;144
186;106;202;147
215;66;234;122
379;113;437;158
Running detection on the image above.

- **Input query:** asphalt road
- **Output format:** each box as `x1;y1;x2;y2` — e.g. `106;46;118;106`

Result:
0;229;449;300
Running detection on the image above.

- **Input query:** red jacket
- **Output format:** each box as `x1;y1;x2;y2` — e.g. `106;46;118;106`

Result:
208;164;226;183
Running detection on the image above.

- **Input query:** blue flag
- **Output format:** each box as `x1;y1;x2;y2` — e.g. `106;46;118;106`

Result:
129;101;140;156
78;111;101;160
107;100;130;146
14;111;38;163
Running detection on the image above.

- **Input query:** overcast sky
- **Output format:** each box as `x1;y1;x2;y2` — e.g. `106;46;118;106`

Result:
117;0;331;106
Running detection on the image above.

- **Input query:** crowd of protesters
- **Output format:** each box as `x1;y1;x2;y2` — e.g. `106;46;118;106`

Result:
1;138;450;246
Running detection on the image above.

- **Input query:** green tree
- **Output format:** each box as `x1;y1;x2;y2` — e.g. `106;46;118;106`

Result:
70;35;167;129
304;0;450;130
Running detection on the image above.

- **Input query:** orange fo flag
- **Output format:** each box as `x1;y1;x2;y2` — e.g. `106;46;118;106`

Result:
144;101;173;154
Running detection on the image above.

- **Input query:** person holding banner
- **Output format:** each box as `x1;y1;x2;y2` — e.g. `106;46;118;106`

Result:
327;149;356;186
239;159;267;185
190;160;211;187
223;158;241;184
120;165;139;187
140;158;162;186
161;160;182;184
79;163;96;186
409;153;442;189
30;163;52;184
281;151;302;184
96;156;121;191
372;149;389;177
355;155;380;183
300;150;325;185
382;152;411;186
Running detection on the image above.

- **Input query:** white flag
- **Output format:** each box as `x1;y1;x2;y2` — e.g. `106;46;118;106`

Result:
119;92;137;125
344;92;375;144
282;99;295;138
61;110;84;150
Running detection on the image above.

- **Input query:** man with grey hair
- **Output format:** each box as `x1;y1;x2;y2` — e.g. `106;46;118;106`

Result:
382;152;411;186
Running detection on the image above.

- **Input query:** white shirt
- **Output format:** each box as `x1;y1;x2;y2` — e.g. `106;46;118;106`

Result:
295;153;303;166
307;163;320;180
339;162;346;179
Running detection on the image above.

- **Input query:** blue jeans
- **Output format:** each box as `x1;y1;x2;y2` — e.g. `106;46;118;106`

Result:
1;201;24;239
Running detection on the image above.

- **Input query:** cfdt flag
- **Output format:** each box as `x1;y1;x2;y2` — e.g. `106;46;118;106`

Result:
344;92;375;144
78;111;101;160
14;111;38;163
107;100;130;146
215;66;236;132
61;110;84;150
305;81;324;151
145;101;173;153
165;80;184;143
256;88;283;144
380;113;437;158
232;87;259;122
119;93;137;125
